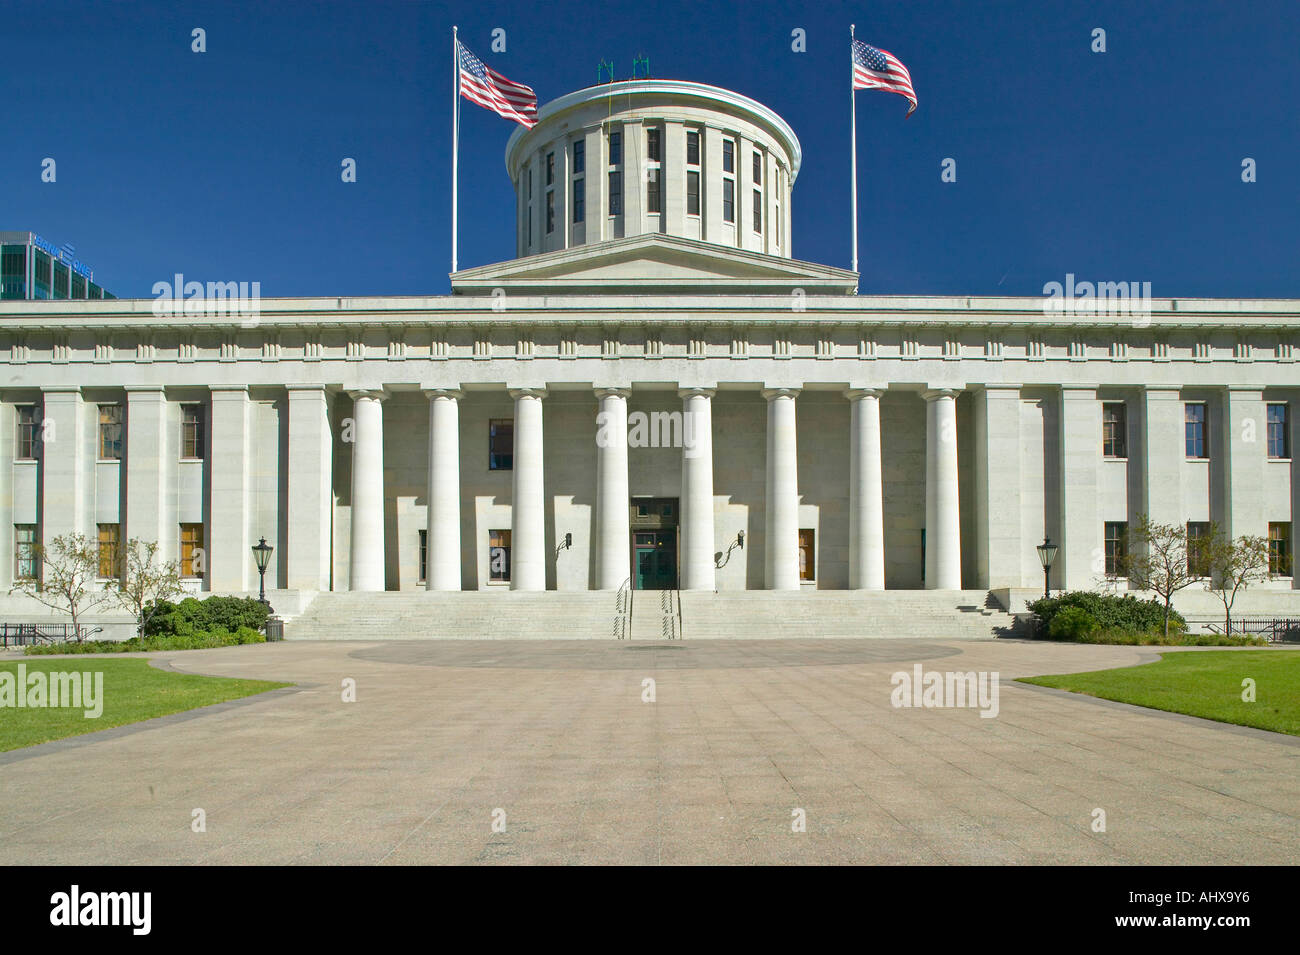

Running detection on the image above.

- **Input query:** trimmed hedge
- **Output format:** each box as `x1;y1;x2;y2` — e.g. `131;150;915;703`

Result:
25;627;266;655
142;595;269;637
1028;590;1185;635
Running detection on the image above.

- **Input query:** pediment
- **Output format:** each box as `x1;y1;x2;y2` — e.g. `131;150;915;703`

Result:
450;233;857;296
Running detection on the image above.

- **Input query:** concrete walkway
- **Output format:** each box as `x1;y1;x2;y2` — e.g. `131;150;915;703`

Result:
1;640;1296;865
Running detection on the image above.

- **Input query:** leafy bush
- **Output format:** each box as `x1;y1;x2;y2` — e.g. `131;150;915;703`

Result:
1029;591;1184;635
142;595;269;637
25;627;266;655
1048;606;1100;641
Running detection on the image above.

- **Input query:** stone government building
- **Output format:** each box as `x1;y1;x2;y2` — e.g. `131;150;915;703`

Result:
1;80;1297;638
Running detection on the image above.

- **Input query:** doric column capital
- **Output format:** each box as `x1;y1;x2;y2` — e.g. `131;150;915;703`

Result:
845;387;884;401
761;387;801;401
422;387;463;401
347;388;389;402
921;388;960;402
677;387;716;400
508;387;547;401
594;387;632;400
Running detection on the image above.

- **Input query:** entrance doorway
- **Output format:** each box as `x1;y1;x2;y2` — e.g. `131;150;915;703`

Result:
630;497;679;590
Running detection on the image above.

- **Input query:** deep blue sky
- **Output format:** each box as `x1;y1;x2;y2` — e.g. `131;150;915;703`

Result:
5;0;1298;299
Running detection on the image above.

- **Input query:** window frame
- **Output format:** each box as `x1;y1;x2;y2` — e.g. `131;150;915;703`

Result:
1267;403;1290;459
1102;402;1128;458
686;130;700;166
798;528;815;582
646;168;661;215
752;188;762;234
16;405;39;460
1104;521;1128;577
686;170;700;216
1186;522;1211;578
180;523;205;579
608;171;622;216
722;178;735;223
180;403;205;460
1268;523;1293;577
98;403;123;461
14;524;38;580
488;419;514;471
97;523;122;579
608;129;622;167
1184;402;1208;459
488;529;512;583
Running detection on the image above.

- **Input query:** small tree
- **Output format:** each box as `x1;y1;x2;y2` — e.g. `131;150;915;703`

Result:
7;533;113;642
1205;532;1271;635
112;538;185;637
1119;516;1200;638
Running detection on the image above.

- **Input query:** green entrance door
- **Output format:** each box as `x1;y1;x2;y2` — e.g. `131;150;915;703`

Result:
634;531;678;590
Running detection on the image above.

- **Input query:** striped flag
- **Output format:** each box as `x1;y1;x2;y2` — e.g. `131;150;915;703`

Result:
457;40;537;128
852;39;917;117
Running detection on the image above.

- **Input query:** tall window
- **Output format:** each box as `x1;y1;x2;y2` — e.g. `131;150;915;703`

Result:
686;171;700;216
722;139;734;173
1102;402;1127;458
488;419;514;470
686;130;700;166
1267;403;1290;458
545;152;554;186
525;163;533;245
1104;522;1127;577
1269;523;1293;576
546;191;555;234
752;189;762;233
572;184;585;224
16;405;39;460
489;529;512;582
1186;522;1211;577
14;525;37;580
798;529;815;581
646;127;661;162
752;150;762;185
609;130;622;166
98;404;123;460
647;169;661;215
180;523;205;578
181;404;205;459
608;171;622;215
572;139;585;174
418;529;427;583
97;523;121;578
1185;403;1207;458
722;179;734;223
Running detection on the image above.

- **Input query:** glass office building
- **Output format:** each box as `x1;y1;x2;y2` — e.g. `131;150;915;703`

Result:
0;231;112;301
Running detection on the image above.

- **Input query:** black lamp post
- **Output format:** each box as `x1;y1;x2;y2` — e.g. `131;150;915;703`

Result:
1036;536;1058;600
251;537;274;608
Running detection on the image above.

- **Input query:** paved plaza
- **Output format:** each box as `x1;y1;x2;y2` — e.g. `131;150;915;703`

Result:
1;639;1296;865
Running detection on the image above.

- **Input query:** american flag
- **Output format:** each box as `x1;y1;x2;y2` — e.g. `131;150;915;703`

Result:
457;40;537;128
852;39;917;117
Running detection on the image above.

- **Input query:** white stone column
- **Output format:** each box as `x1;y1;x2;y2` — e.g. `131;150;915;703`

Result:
847;388;885;590
0;396;11;592
594;388;631;590
125;387;170;559
763;388;801;590
924;389;962;589
287;387;333;591
1059;386;1102;590
679;388;715;591
39;387;85;547
1222;386;1268;541
348;390;387;592
424;389;462;591
510;388;546;591
209;386;251;593
974;385;1024;589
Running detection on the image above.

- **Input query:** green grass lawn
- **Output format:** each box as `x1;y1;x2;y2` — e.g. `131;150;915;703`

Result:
1021;650;1300;736
0;658;290;752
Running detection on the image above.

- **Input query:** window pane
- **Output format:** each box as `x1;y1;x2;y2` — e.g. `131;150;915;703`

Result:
419;529;427;582
489;419;514;470
608;171;622;215
1104;522;1127;576
182;404;205;459
98;523;121;578
181;523;205;578
15;524;37;579
1186;522;1211;577
546;192;555;234
722;179;734;222
489;529;512;582
573;184;585;224
752;151;762;185
647;169;660;214
687;171;700;215
752;189;762;233
1185;403;1206;458
609;131;622;166
546;152;554;186
646;127;661;162
1103;403;1127;457
722;140;733;173
798;529;815;581
572;140;584;174
17;406;38;459
99;404;123;460
686;131;699;165
1267;404;1289;458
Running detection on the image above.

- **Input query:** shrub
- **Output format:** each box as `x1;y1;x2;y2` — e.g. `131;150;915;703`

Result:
25;627;266;654
1048;606;1100;641
1029;591;1184;635
142;595;269;637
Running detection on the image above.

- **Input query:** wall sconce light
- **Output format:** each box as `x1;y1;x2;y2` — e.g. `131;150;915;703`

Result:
736;530;745;550
555;532;573;559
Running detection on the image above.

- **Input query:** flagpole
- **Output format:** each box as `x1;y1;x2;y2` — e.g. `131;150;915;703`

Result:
850;23;858;285
452;25;460;275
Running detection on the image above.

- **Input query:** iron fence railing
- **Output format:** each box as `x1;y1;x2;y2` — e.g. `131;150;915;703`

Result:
0;623;101;647
1184;616;1300;644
